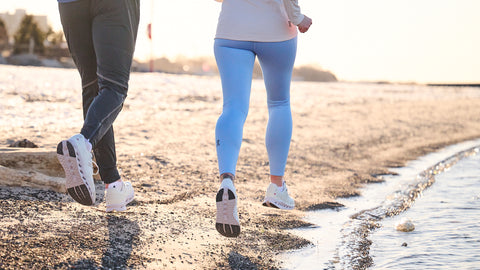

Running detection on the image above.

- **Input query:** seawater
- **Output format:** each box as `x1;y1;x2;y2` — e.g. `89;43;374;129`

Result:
281;139;480;269
370;153;480;269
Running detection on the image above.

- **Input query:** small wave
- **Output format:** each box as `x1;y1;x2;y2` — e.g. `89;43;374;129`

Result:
336;146;480;269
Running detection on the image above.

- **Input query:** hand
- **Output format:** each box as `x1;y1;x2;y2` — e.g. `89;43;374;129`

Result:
297;15;312;33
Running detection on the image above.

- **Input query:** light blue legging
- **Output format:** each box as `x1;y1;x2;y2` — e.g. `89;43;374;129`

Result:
214;37;297;177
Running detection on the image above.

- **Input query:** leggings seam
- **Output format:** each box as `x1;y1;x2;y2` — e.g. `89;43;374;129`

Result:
82;78;98;89
96;73;128;89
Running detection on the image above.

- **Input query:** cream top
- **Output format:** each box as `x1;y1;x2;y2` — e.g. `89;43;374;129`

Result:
215;0;304;42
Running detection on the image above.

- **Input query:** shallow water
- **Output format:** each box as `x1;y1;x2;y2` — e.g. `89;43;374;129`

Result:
281;139;480;269
370;153;480;269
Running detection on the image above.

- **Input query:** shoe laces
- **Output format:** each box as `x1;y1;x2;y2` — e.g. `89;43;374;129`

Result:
86;150;99;176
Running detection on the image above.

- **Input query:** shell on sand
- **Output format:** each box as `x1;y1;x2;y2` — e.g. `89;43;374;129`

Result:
395;218;415;232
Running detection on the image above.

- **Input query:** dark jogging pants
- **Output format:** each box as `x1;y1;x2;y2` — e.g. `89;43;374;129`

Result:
59;0;140;183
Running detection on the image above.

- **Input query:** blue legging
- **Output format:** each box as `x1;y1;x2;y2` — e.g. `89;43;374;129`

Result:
214;37;297;176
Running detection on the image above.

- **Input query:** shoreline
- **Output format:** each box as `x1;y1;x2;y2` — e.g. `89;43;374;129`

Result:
369;143;480;269
2;65;480;268
3;61;479;86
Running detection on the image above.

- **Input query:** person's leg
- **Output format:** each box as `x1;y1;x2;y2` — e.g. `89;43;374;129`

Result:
82;0;140;184
214;39;256;179
57;0;98;205
214;39;256;237
82;0;140;212
59;1;98;108
255;38;297;185
255;38;297;210
59;0;118;186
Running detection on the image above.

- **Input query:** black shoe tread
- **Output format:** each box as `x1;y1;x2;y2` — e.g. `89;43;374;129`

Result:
56;142;63;155
216;189;223;202
66;141;76;157
227;189;235;200
56;141;76;158
216;223;240;238
67;185;93;206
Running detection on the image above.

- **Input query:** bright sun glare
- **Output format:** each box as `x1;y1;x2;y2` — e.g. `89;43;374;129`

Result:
1;0;479;83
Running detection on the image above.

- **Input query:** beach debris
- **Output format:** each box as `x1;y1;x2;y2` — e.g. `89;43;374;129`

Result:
0;165;66;193
9;139;38;148
305;201;345;211
0;147;65;193
395;218;415;232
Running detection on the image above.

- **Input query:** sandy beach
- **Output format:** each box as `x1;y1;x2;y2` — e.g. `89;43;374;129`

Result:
1;64;480;269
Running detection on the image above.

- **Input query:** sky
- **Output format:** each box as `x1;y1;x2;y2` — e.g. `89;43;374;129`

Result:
1;0;479;83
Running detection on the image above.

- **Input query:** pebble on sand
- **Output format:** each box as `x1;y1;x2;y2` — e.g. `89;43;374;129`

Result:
395;218;415;232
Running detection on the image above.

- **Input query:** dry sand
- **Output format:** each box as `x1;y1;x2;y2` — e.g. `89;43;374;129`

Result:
1;64;480;269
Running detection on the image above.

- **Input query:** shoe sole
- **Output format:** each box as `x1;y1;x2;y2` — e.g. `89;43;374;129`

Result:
262;197;294;210
57;140;94;206
106;194;135;212
216;188;240;237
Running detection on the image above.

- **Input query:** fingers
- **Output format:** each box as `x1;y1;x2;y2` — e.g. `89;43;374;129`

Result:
298;15;312;33
298;23;311;33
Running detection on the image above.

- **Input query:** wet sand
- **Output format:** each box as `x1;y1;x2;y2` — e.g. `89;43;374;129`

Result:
1;65;480;269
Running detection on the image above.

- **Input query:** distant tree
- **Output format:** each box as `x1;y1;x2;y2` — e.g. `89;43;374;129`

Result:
293;65;338;82
45;27;64;46
13;15;45;54
0;18;8;51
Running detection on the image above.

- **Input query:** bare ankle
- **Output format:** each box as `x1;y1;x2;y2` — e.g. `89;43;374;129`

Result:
270;175;283;187
220;173;235;183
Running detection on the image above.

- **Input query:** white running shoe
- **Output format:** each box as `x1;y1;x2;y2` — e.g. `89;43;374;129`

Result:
57;134;96;206
215;178;240;237
262;181;295;210
105;181;134;212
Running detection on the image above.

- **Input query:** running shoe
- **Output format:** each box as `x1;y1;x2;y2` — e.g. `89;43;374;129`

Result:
262;181;295;210
215;178;240;237
105;181;134;212
56;134;96;205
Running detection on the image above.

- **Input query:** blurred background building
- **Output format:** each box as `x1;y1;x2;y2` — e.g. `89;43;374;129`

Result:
0;9;48;44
